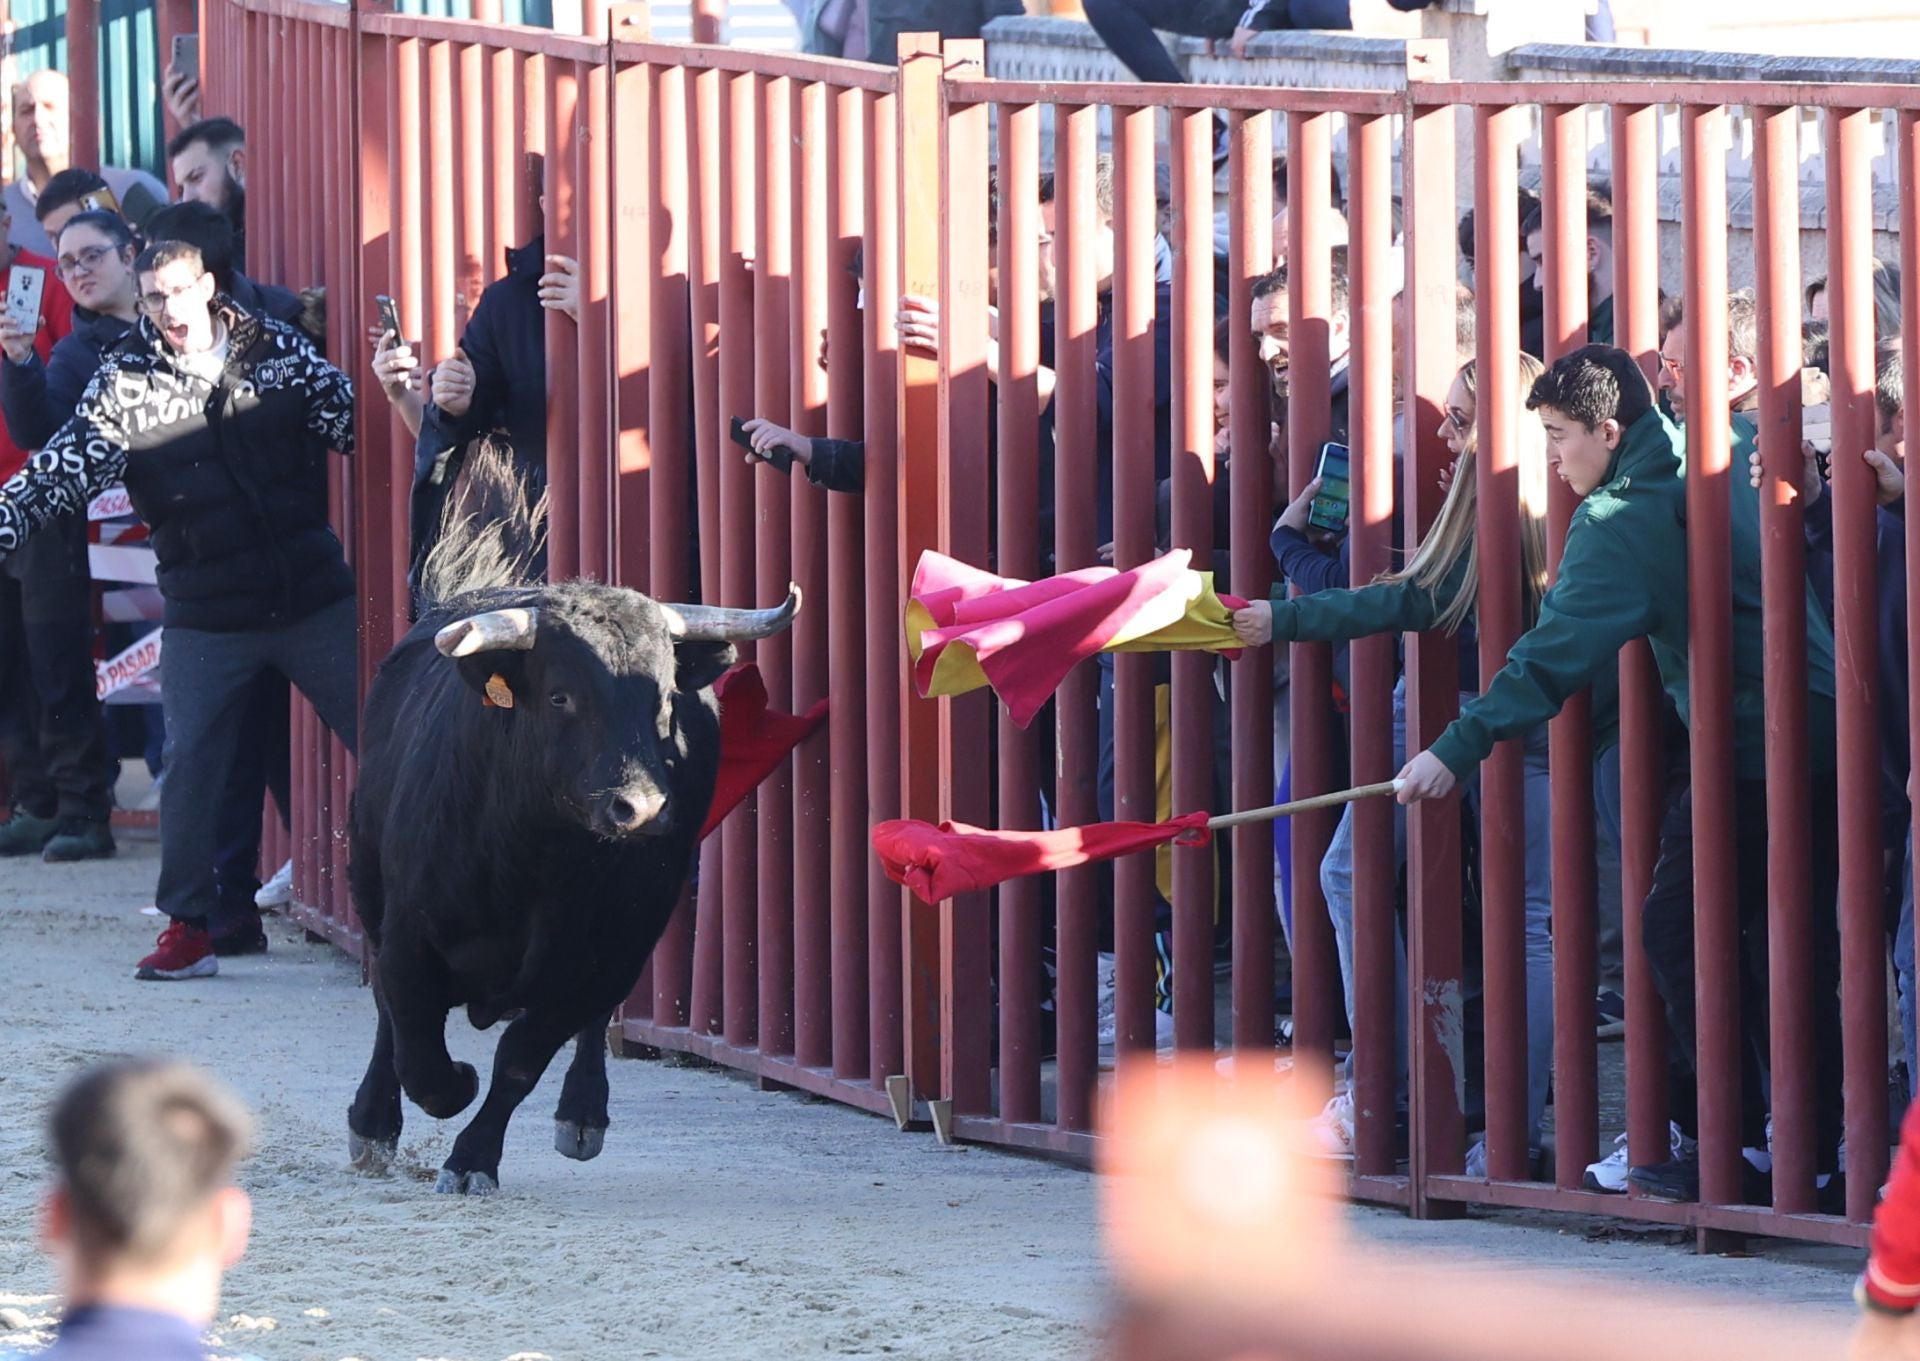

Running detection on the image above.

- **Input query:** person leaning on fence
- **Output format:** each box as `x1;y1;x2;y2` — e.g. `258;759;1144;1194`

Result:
0;204;117;865
9;1059;255;1361
1233;351;1624;1177
1393;344;1848;1207
367;155;580;594
5;70;166;255
0;238;360;983
168;118;248;274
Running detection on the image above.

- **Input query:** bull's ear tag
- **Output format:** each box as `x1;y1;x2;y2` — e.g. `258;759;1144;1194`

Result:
484;673;515;709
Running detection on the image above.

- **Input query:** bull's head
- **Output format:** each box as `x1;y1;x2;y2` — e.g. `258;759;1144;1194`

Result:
433;583;801;840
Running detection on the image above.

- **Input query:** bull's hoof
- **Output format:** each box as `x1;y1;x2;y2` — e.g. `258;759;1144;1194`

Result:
413;1062;479;1120
348;1131;399;1175
433;1167;499;1197
554;1119;607;1162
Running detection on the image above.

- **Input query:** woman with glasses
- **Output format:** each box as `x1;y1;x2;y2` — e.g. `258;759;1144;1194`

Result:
1;210;140;450
1231;352;1613;1180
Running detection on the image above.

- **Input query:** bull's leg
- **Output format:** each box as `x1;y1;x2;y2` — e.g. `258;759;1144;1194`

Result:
379;940;478;1121
435;1009;577;1196
346;982;404;1173
553;1008;616;1162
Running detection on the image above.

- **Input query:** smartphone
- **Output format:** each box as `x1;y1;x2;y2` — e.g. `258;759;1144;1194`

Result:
375;294;404;346
731;415;793;472
6;265;46;334
1307;441;1350;535
172;33;199;85
76;186;122;216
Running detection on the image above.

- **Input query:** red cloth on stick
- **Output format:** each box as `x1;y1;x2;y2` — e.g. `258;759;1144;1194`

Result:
700;663;828;841
906;550;1247;728
871;811;1213;906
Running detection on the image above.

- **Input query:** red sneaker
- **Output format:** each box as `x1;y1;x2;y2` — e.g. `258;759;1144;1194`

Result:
135;920;219;981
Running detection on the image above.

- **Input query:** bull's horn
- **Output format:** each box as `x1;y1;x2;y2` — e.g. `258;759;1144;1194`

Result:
658;583;802;642
434;607;541;658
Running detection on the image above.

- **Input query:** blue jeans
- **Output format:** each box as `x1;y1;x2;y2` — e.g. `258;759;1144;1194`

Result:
1899;833;1916;1092
1321;677;1568;1147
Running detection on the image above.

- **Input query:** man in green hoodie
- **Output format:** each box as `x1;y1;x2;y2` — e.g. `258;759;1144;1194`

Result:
1396;344;1845;1201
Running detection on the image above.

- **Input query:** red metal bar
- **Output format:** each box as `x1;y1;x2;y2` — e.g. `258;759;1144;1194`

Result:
718;69;760;1050
936;37;992;1118
994;98;1043;1126
790;77;834;1074
1905;111;1920;1207
647;59;696;1030
391;36;426;621
1348;108;1396;1175
896;34;946;1103
942;77;1402;118
489;39;519;263
754;72;797;1061
1471;103;1528;1180
688;65;726;1036
1170;107;1216;1057
863;84;906;1087
1826;105;1890;1223
426;38;459;412
1681;102;1742;1212
1751;104;1816;1217
64;0;100;179
1052;102;1100;1130
1401;64;1467;1204
1608;102;1671;1178
612;39;896;92
826;80;871;1082
577;57;614;581
1540;101;1598;1187
1285;108;1339;1092
609;11;653;596
543;56;582;581
1414;79;1920;112
1112;103;1157;1068
1226;108;1275;1059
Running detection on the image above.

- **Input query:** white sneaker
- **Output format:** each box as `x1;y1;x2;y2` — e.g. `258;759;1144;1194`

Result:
1309;1091;1356;1159
1584;1121;1694;1193
255;859;295;909
1097;1004;1174;1065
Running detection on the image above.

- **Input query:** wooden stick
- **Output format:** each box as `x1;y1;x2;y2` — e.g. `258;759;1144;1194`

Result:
1204;780;1404;831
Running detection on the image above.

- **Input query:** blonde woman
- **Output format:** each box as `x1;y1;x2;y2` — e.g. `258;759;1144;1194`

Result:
1233;353;1611;1179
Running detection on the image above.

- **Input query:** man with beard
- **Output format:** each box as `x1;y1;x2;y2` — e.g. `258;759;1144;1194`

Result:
168;119;248;273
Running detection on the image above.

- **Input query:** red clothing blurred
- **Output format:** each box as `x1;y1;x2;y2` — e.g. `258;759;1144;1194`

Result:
1866;1097;1920;1312
0;249;75;480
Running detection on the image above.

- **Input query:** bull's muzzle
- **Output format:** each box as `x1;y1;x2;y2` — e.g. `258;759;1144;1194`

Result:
591;788;672;840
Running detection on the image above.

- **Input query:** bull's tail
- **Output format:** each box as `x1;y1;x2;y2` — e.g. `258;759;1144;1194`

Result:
418;436;550;607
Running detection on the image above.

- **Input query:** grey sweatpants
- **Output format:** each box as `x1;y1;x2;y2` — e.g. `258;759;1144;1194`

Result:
154;596;360;924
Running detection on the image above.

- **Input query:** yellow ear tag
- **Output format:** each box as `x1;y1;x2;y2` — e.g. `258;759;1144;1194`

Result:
484;673;515;709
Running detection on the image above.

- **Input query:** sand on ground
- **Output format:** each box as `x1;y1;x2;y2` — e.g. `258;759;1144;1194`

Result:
0;840;1867;1360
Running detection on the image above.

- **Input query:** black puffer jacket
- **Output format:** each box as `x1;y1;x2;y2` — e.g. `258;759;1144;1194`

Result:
0;297;357;631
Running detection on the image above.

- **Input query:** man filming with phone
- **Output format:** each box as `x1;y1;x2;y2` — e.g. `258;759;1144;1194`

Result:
0;204;117;862
365;154;579;591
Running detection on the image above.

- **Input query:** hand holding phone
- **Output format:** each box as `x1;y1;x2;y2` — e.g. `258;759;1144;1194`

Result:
375;294;405;348
6;265;46;337
1307;441;1350;535
732;416;797;474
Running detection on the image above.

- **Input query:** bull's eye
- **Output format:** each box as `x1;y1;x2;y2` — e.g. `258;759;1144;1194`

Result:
549;689;572;711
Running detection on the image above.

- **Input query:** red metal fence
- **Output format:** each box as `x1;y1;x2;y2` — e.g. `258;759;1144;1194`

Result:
205;0;1919;1248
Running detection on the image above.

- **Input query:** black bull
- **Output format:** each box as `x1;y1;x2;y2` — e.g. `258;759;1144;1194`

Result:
345;578;800;1195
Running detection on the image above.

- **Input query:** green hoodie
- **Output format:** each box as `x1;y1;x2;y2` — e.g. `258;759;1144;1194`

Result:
1264;556;1624;753
1428;407;1837;782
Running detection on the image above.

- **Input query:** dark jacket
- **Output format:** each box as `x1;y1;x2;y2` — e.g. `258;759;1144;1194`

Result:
1;306;135;451
231;271;304;331
757;436;864;494
411;237;551;582
0;298;357;631
1429;407;1837;781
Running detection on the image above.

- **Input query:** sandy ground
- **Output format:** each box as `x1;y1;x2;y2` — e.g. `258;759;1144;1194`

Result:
0;840;1866;1360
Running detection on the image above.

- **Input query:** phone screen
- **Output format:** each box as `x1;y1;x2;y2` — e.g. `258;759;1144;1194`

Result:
1308;442;1350;534
6;265;45;334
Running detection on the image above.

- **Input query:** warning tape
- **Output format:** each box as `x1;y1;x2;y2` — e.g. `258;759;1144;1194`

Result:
96;628;162;700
